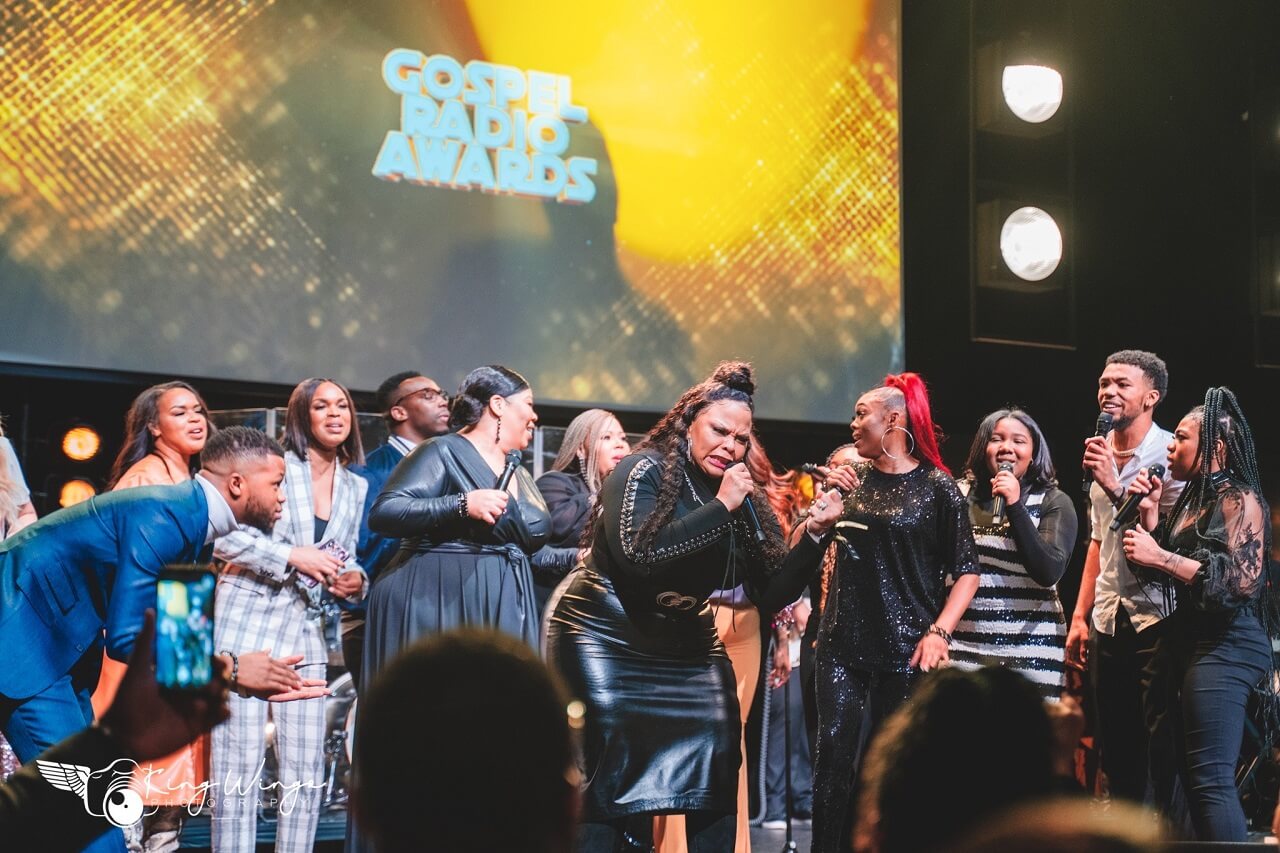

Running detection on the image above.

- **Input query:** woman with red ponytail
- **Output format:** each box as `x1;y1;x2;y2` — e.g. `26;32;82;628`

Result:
809;372;981;853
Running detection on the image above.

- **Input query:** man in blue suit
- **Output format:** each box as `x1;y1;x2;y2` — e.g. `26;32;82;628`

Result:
343;371;449;686
0;426;286;853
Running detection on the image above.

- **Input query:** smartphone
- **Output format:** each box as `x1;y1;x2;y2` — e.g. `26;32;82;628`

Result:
155;565;216;689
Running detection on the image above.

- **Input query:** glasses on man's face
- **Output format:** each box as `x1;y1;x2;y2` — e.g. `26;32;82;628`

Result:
393;387;449;408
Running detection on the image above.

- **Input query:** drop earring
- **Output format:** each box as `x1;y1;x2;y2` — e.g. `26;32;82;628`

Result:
494;415;502;445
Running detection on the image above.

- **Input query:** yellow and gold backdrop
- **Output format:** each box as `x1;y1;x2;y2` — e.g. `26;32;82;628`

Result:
0;0;900;422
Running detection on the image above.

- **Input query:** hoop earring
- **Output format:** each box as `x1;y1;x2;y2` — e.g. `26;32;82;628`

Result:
494;416;502;445
880;425;915;459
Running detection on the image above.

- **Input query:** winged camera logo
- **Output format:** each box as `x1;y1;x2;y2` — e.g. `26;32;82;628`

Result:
36;758;158;828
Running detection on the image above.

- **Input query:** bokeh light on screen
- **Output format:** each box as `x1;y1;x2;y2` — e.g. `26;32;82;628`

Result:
1000;207;1063;281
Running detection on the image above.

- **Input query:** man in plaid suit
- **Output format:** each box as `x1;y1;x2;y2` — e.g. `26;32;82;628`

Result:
211;448;367;853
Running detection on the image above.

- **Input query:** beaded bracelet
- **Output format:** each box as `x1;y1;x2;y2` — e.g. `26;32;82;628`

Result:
221;649;245;696
457;492;469;519
927;623;953;645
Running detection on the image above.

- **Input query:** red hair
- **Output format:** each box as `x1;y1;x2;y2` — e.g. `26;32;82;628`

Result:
883;372;950;476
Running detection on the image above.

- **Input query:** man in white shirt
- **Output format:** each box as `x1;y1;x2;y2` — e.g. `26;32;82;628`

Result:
1067;350;1184;813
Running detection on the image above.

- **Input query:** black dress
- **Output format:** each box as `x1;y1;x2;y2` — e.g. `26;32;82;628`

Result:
348;434;577;853
545;452;823;822
362;433;577;665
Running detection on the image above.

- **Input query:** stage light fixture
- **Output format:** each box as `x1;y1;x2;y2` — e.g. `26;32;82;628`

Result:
999;206;1063;281
59;479;97;507
61;425;101;461
1001;65;1063;123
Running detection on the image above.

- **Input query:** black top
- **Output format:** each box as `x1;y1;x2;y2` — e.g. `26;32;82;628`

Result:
822;462;980;672
589;452;822;619
1163;476;1270;614
536;469;593;548
369;433;577;582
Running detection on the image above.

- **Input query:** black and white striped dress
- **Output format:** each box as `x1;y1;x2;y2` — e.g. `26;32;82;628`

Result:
949;487;1070;699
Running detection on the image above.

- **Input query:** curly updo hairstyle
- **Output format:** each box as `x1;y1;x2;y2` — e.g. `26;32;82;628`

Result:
631;361;787;568
448;365;530;432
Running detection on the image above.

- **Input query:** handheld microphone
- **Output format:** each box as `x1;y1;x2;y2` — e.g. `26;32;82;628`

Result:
495;450;523;492
990;461;1014;525
1110;464;1165;531
1083;411;1116;494
742;497;767;543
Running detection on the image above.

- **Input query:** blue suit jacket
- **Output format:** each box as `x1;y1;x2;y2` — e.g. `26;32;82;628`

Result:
350;442;408;592
0;481;209;700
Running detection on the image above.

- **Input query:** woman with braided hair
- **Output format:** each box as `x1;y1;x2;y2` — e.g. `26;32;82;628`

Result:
1123;387;1279;841
811;373;980;853
545;361;844;852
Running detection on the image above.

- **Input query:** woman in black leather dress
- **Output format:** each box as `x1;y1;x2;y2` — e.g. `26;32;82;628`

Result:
348;367;579;852
545;362;844;852
362;365;579;663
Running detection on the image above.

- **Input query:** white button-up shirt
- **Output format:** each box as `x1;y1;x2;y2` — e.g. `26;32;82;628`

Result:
1089;421;1184;635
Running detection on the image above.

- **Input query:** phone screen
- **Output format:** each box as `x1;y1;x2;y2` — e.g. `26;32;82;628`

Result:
155;566;216;689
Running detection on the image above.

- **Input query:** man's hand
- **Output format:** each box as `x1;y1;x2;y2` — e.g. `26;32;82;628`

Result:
227;651;330;703
328;571;364;600
1065;617;1089;670
100;611;230;761
1082;436;1120;497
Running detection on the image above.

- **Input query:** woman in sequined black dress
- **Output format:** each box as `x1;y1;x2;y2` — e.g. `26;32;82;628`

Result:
811;373;981;853
545;362;844;852
1122;388;1280;841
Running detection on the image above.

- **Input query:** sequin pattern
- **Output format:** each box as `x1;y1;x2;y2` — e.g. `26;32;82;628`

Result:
810;461;979;853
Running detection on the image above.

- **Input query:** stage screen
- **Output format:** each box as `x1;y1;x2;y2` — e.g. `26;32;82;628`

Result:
0;0;901;423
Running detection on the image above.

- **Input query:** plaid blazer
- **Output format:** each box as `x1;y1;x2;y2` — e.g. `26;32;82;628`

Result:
214;451;368;618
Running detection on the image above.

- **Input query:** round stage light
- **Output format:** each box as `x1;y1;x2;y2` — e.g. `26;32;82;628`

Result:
1002;65;1063;123
1000;207;1063;281
59;479;97;507
61;425;101;461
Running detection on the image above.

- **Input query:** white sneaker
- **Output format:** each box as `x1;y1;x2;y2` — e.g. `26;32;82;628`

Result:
761;819;787;830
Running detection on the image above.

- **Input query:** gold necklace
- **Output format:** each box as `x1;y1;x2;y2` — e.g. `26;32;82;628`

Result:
1109;437;1138;458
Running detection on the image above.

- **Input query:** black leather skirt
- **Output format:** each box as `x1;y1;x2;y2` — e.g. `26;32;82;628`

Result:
545;566;740;821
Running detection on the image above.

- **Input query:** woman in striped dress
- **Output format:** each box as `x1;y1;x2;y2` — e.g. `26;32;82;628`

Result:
950;408;1078;699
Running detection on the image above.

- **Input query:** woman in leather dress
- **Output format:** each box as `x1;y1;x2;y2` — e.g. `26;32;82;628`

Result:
545;362;844;852
348;366;579;853
363;365;579;662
